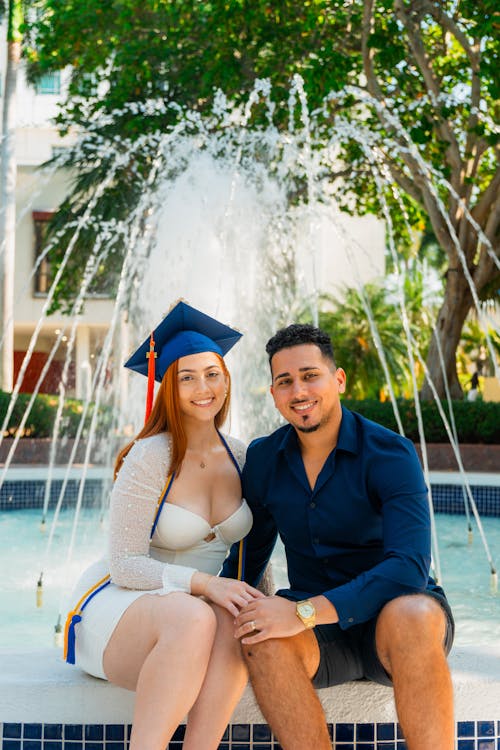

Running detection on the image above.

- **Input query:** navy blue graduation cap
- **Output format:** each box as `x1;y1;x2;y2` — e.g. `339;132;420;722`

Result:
124;300;242;421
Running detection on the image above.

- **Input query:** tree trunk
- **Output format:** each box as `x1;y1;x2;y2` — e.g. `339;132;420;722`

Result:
421;268;473;400
0;2;22;392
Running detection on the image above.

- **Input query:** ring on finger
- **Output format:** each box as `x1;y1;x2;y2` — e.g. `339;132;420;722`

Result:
248;620;257;631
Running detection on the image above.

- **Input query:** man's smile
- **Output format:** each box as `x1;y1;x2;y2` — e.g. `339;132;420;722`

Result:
290;400;317;413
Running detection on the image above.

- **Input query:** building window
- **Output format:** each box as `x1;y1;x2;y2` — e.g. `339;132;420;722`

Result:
32;210;117;300
35;71;61;95
33;211;53;295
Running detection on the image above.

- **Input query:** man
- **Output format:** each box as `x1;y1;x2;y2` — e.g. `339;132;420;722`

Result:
222;323;454;750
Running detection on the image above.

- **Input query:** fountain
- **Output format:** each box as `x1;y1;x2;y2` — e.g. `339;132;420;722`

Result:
0;77;499;747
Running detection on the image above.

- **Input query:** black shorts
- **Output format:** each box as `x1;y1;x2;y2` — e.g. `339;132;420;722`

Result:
312;590;455;689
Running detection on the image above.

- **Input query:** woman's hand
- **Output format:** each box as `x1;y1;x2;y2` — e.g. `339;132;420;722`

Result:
191;572;264;617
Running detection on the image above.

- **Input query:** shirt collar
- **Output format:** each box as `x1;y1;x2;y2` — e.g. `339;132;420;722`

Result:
336;405;359;455
277;404;359;456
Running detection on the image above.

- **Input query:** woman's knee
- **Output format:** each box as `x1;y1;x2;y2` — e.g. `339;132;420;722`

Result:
153;592;217;642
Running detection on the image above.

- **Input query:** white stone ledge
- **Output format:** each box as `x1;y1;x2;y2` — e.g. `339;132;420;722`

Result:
1;646;499;725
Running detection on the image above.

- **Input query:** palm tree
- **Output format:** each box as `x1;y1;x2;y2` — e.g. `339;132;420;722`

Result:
318;281;425;400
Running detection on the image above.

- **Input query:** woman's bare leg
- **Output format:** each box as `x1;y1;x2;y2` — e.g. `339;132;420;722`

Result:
103;592;217;750
183;605;248;750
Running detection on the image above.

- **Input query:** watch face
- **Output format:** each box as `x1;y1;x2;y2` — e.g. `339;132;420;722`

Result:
298;603;315;618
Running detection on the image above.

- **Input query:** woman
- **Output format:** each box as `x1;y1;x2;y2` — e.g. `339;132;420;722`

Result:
66;301;262;749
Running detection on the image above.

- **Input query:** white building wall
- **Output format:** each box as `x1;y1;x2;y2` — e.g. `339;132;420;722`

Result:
1;26;114;398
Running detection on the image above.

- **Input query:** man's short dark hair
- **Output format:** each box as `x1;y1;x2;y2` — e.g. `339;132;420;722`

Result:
265;324;335;367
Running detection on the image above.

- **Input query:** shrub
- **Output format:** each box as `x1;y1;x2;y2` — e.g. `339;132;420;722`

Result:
0;390;113;439
344;398;500;444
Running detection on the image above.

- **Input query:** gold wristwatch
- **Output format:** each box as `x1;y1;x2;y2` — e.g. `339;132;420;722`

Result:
296;599;316;629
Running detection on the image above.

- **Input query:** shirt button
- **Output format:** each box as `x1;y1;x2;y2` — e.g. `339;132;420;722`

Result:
313;537;319;544
348;617;354;623
310;502;316;509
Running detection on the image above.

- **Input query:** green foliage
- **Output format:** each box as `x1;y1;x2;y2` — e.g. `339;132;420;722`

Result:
0;390;112;438
345;398;500;444
21;0;500;395
314;272;437;399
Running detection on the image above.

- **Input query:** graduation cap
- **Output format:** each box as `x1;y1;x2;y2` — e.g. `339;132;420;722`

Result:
124;300;242;422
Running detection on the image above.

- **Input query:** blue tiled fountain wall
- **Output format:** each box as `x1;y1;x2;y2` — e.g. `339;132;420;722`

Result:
1;479;499;516
1;720;499;749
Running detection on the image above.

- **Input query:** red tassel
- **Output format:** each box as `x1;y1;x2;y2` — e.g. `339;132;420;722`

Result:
145;332;156;424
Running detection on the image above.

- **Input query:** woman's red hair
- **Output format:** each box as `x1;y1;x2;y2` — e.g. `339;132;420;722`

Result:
114;354;231;479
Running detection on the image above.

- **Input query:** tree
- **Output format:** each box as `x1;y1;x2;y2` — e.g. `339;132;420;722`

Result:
0;0;23;391
354;0;499;399
317;270;435;399
24;1;499;396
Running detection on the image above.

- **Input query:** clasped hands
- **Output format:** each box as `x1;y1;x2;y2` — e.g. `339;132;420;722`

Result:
233;595;306;644
192;572;306;643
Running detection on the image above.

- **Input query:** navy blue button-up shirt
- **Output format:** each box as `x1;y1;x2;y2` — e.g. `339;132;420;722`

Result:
223;406;442;629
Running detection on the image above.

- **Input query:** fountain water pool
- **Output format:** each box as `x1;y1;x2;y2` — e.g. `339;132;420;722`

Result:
1;501;498;652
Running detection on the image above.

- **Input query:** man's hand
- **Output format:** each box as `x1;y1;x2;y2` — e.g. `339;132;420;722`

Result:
234;595;305;644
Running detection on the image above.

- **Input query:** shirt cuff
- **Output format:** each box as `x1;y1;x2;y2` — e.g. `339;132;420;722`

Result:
161;563;197;594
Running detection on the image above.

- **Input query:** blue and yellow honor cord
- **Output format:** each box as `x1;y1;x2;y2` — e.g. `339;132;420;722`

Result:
63;470;246;664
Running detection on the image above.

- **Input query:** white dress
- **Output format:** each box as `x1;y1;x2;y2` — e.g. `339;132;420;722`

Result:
69;432;251;679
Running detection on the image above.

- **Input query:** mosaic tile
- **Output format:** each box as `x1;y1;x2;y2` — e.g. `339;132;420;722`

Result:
1;719;499;749
85;724;104;741
458;722;476;737
0;479;103;511
43;724;63;740
105;724;125;740
336;723;355;741
23;724;42;739
377;723;396;740
232;724;251;741
64;725;83;740
3;741;22;750
171;724;185;740
252;724;272;741
479;722;496;736
3;724;22;739
357;723;375;740
3;479;499;514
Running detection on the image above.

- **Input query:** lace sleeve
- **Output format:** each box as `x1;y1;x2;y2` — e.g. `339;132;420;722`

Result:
108;435;196;592
223;434;247;473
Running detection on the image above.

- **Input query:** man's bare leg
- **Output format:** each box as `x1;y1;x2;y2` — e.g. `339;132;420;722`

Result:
376;595;454;750
242;631;332;750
